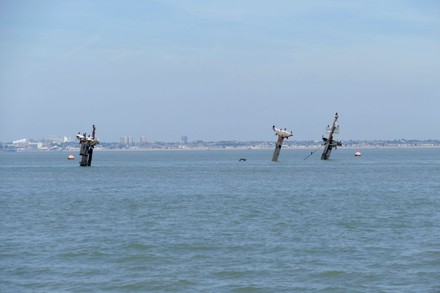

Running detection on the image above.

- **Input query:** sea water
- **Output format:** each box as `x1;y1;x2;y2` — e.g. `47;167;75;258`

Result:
1;148;439;292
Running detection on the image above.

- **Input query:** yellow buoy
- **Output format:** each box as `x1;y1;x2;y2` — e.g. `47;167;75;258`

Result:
354;151;362;157
67;154;75;160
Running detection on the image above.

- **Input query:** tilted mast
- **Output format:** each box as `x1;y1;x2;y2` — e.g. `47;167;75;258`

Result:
92;124;96;140
272;125;293;162
321;113;342;160
76;125;99;166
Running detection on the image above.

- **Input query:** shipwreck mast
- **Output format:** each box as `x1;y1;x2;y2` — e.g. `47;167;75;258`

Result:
272;125;293;162
321;113;342;160
76;125;99;167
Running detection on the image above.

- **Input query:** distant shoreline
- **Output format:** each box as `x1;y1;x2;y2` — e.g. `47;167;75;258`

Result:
4;145;440;153
3;138;440;153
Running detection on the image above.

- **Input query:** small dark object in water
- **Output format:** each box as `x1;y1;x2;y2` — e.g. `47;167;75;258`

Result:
239;158;246;162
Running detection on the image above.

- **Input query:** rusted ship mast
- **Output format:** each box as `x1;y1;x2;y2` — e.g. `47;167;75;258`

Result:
76;125;99;166
272;125;293;162
321;113;342;160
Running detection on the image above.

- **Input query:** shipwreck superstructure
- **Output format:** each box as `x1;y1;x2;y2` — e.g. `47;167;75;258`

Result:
321;113;342;160
272;125;293;162
76;125;99;166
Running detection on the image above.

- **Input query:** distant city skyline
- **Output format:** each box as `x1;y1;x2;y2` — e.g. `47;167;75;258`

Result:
3;135;439;153
1;1;439;142
4;134;440;146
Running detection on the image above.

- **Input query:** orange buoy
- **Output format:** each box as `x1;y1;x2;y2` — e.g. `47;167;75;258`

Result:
354;151;362;157
67;154;75;160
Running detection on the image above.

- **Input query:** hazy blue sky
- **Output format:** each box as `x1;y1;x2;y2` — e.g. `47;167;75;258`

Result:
1;0;439;142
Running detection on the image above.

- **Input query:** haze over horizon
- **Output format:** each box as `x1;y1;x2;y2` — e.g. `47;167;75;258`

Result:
1;1;439;143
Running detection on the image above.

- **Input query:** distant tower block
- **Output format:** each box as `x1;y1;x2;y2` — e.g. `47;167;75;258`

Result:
321;113;342;160
140;136;148;145
76;125;99;167
181;136;188;144
272;125;293;162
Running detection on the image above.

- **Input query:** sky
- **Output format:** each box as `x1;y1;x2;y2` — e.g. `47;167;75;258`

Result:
1;0;439;142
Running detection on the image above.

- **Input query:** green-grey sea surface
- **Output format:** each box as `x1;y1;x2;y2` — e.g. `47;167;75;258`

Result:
1;148;439;292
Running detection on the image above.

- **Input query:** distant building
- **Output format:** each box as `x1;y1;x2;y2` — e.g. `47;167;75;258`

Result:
43;135;70;144
12;138;28;144
12;138;29;148
140;136;148;145
28;142;44;150
120;136;134;145
181;136;188;144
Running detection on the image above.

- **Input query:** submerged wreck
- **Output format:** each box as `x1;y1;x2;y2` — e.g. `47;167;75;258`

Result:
76;125;99;166
272;125;293;162
321;113;342;160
